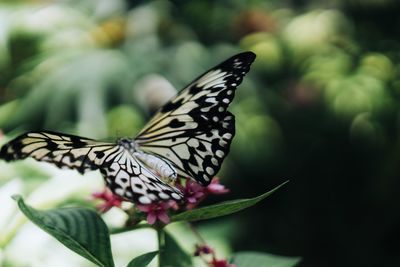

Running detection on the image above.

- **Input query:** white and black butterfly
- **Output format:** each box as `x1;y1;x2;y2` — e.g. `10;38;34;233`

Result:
0;52;256;204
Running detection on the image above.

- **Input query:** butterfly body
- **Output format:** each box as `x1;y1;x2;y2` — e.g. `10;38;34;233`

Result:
116;137;137;154
0;52;256;204
117;137;178;182
134;151;178;183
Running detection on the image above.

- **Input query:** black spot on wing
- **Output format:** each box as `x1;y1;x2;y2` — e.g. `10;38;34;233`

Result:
95;150;105;159
169;118;186;128
189;85;202;94
69;136;88;148
46;140;58;150
161;98;184;113
197;142;207;152
136;183;143;189
206;132;213;138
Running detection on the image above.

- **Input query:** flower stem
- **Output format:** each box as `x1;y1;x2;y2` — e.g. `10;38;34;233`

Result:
157;226;165;267
188;222;217;263
188;222;206;244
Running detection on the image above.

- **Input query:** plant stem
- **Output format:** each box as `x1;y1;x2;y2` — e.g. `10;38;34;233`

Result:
157;226;165;267
188;222;217;263
188;222;206;244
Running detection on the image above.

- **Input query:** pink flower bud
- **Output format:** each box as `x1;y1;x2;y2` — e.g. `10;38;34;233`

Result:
92;188;123;213
137;201;176;225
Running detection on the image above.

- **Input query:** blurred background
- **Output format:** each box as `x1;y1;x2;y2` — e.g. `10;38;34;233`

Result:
1;0;400;266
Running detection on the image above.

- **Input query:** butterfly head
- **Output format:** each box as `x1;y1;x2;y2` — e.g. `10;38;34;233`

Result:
165;173;178;186
117;137;136;153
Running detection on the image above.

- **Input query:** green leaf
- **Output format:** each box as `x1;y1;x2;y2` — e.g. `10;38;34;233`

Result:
172;181;288;222
13;195;114;267
127;251;158;267
231;252;301;267
162;232;192;267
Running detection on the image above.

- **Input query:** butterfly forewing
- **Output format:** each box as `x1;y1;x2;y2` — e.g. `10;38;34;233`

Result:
135;52;255;185
0;131;117;173
137;112;235;186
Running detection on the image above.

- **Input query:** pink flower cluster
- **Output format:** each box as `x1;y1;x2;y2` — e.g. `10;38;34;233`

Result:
92;188;123;213
136;201;176;224
178;177;229;210
195;244;236;267
210;259;236;267
92;177;229;225
91;178;234;267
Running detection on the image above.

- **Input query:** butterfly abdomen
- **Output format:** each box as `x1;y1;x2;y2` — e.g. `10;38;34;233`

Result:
134;151;177;182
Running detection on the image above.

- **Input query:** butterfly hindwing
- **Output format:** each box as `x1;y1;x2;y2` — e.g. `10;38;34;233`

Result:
101;147;182;204
135;52;255;185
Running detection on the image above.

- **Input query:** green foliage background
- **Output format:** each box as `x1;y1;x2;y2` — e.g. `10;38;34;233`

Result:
1;0;400;266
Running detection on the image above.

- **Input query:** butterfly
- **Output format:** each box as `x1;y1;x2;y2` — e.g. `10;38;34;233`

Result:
0;52;256;204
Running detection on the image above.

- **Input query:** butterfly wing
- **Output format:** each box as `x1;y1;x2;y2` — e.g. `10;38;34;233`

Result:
101;147;182;204
135;52;256;186
0;131;117;173
0;131;183;204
